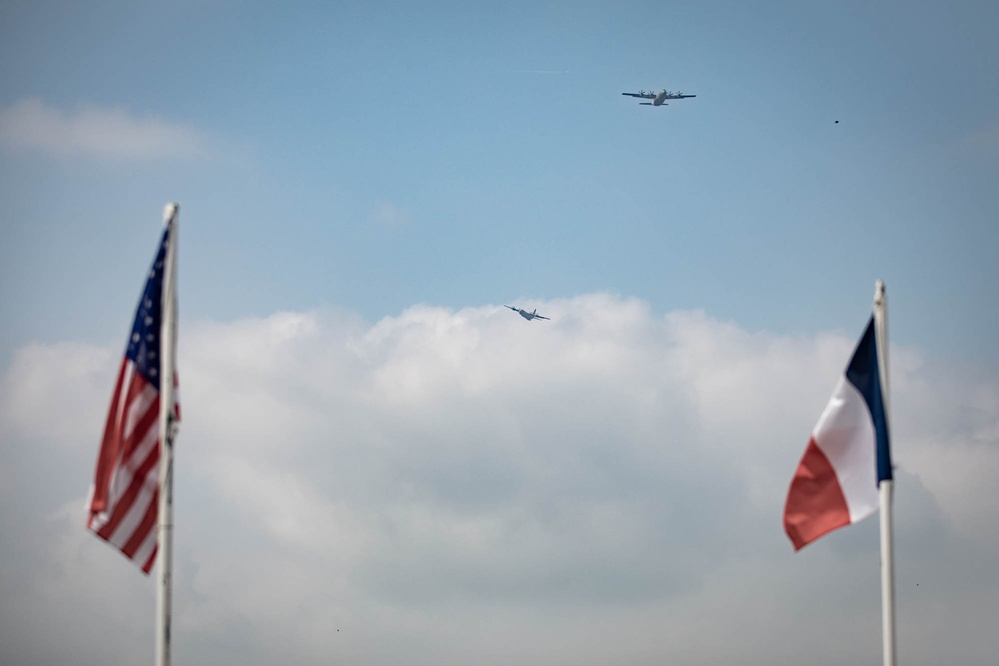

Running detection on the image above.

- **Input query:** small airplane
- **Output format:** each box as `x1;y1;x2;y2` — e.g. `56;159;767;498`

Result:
505;305;550;321
621;89;696;106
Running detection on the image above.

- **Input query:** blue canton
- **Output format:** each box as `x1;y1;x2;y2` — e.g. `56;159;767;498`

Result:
125;226;170;390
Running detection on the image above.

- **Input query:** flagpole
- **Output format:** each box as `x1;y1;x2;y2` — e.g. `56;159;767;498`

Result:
156;204;179;666
873;280;896;666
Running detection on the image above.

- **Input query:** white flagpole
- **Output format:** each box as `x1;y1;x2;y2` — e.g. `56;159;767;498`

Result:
873;280;896;666
156;204;180;666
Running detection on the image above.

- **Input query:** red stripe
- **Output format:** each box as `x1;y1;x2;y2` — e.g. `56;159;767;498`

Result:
120;390;160;462
92;367;161;543
96;438;159;541
121;492;159;559
783;437;851;550
88;360;129;515
89;356;179;573
117;375;159;459
141;546;158;574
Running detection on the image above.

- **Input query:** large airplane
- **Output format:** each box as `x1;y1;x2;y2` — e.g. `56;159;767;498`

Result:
505;305;550;321
621;89;696;106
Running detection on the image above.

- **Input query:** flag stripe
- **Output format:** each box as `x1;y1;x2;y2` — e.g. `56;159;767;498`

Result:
121;494;159;558
100;371;156;516
89;361;130;515
784;437;851;551
122;380;158;446
811;375;878;522
844;319;893;482
97;422;159;541
140;546;158;574
104;465;157;547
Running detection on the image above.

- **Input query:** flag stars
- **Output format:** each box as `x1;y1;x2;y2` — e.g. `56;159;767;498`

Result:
123;225;171;388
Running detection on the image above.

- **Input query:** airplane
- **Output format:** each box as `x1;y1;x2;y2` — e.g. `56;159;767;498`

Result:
505;305;550;321
621;88;696;106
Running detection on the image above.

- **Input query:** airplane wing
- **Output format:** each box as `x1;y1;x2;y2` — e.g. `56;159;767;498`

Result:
534;314;550;320
622;92;655;99
663;92;696;99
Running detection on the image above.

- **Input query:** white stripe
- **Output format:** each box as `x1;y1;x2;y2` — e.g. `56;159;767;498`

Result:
106;385;160;510
88;510;109;532
132;527;158;568
124;381;158;443
114;361;137;439
106;417;158;511
107;463;159;550
97;362;137;523
812;375;879;522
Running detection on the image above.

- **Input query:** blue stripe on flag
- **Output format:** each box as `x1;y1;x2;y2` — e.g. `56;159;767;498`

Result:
845;316;893;482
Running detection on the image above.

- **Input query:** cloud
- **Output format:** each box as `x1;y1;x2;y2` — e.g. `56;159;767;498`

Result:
368;201;411;229
1;294;997;665
0;97;209;160
0;341;113;444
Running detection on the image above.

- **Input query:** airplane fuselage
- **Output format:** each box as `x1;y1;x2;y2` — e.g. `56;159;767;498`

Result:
505;305;549;321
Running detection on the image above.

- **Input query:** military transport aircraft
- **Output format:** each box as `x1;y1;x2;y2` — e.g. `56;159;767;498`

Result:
621;89;696;106
505;305;550;321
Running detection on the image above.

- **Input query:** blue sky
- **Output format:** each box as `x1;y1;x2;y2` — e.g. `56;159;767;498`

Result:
2;2;998;665
3;1;997;361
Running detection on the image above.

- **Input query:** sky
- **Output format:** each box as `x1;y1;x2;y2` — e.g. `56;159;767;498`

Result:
1;1;997;664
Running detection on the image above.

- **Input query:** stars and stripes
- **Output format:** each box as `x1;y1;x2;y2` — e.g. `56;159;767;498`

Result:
87;219;179;574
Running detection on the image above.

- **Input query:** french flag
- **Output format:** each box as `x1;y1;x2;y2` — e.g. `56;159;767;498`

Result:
784;316;892;550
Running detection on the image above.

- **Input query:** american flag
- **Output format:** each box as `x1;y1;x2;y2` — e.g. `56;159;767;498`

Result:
87;217;179;574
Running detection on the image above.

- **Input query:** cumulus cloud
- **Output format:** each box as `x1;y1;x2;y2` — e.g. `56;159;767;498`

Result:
1;294;997;665
0;97;209;160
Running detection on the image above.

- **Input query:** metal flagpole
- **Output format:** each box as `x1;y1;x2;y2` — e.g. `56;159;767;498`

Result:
156;204;180;666
873;280;896;666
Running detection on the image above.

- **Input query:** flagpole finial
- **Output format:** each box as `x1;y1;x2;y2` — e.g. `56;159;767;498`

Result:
874;280;886;308
163;203;179;225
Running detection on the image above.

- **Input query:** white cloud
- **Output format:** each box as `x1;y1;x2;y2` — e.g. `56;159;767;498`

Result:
0;340;113;443
0;97;209;160
1;294;997;665
368;201;411;229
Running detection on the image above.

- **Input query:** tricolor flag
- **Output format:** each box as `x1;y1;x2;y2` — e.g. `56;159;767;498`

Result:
784;315;892;550
87;212;180;573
